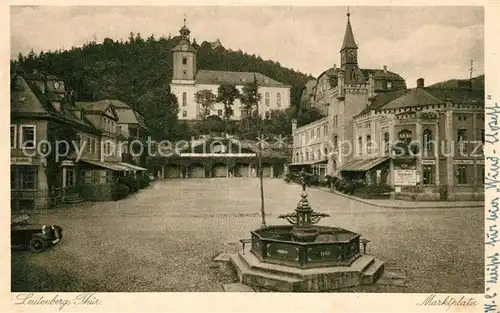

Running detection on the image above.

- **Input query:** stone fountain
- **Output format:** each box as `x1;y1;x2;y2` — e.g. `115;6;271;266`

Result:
229;180;385;292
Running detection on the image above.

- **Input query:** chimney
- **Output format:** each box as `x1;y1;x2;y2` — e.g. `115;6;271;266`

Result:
417;78;425;88
383;65;387;73
334;64;337;70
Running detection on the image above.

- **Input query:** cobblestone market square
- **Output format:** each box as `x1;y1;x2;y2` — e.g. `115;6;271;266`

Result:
11;178;484;293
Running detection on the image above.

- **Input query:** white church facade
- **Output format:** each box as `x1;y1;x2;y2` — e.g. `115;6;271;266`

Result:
170;21;291;121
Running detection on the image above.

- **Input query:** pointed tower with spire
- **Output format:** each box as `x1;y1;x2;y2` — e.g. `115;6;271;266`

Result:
172;15;197;82
340;8;363;84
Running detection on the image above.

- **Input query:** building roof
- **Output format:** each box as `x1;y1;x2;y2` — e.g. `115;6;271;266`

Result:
341;14;358;50
74;100;112;112
357;86;484;117
195;70;290;88
358;89;409;116
424;87;485;105
360;69;406;81
381;87;444;110
11;75;99;133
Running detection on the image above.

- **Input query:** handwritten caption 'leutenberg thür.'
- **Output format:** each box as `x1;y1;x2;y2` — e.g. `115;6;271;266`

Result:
14;293;101;311
485;96;499;313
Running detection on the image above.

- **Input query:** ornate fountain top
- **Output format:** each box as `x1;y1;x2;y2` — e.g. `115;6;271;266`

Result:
278;174;330;228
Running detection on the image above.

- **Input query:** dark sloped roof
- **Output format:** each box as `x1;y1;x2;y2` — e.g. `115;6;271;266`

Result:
172;39;197;53
424;87;484;104
74;100;112;112
115;108;139;124
12;75;99;132
382;88;444;110
358;89;409;116
360;69;405;81
195;70;290;88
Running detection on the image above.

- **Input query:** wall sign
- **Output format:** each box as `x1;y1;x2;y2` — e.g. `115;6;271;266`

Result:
11;157;33;165
394;169;417;186
421;159;436;165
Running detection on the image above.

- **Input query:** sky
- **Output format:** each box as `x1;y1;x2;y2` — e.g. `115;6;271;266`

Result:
10;6;484;87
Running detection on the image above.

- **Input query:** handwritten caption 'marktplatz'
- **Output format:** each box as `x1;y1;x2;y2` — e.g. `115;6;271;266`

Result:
485;95;499;313
14;293;101;311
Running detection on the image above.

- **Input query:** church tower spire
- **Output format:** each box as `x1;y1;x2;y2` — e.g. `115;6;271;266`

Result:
341;8;358;51
340;8;363;84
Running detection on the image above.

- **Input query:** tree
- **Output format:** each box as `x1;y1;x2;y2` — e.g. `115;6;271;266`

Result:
240;75;261;134
195;89;217;119
136;87;179;140
216;83;240;133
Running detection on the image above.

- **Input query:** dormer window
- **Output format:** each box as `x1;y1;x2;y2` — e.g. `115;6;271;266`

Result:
182;57;187;65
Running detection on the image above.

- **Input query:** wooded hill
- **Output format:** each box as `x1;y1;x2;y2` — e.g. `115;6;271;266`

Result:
12;32;316;140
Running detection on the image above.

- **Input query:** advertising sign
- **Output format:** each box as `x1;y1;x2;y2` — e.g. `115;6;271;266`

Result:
394;169;417;186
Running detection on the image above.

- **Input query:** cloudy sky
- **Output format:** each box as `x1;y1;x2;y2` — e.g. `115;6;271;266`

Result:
10;6;484;87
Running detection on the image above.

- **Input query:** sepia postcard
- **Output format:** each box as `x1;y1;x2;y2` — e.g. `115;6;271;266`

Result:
1;1;499;312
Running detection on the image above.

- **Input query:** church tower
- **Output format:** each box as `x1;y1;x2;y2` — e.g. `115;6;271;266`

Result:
172;17;197;81
340;10;363;84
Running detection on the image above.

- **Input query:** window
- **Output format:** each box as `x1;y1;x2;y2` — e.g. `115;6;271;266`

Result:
324;125;329;137
334;135;338;151
11;125;16;149
217;109;223;117
423;129;433;151
277;93;281;107
265;93;270;106
310;130;314;139
366;135;372;154
324;148;328;158
12;166;37;190
316;128;320;138
183;70;187;75
301;152;304;162
457;129;467;142
182;57;187;65
20;125;36;148
182;110;187;118
398;129;412;145
295;153;299;162
182;92;187;107
384;132;390;155
66;169;75;187
306;152;309;161
457;165;467;184
422;165;434;185
85;137;91;154
479;166;485;185
387;82;392;90
358;136;363;155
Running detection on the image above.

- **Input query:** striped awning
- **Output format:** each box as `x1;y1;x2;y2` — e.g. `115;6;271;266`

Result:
120;162;147;171
339;157;390;172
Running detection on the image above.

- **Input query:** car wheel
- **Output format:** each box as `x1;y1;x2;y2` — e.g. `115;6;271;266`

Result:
29;236;47;253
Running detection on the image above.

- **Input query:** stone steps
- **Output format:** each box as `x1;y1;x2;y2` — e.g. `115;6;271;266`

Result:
361;258;385;285
63;193;85;204
230;253;301;292
230;249;386;292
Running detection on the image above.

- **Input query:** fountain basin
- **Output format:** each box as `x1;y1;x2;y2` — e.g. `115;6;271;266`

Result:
250;225;361;269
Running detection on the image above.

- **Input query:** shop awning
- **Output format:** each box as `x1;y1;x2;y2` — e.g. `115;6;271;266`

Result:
80;160;131;171
339;157;390;172
120;162;147;171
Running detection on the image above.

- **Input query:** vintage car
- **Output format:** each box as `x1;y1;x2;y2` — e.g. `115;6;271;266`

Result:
11;215;63;253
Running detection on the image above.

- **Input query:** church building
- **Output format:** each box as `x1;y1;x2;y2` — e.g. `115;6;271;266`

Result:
170;19;292;121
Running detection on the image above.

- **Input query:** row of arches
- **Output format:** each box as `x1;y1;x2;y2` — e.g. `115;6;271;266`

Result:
163;162;275;179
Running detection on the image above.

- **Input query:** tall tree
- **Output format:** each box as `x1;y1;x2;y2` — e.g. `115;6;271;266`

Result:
240;75;261;134
195;89;217;119
136;87;179;140
216;83;240;133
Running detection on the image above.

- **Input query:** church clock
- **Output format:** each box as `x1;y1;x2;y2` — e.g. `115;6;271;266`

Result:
347;49;356;62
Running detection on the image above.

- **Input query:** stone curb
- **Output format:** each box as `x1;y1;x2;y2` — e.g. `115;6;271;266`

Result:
307;185;483;209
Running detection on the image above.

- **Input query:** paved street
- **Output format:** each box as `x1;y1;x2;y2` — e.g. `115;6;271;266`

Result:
11;178;484;293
